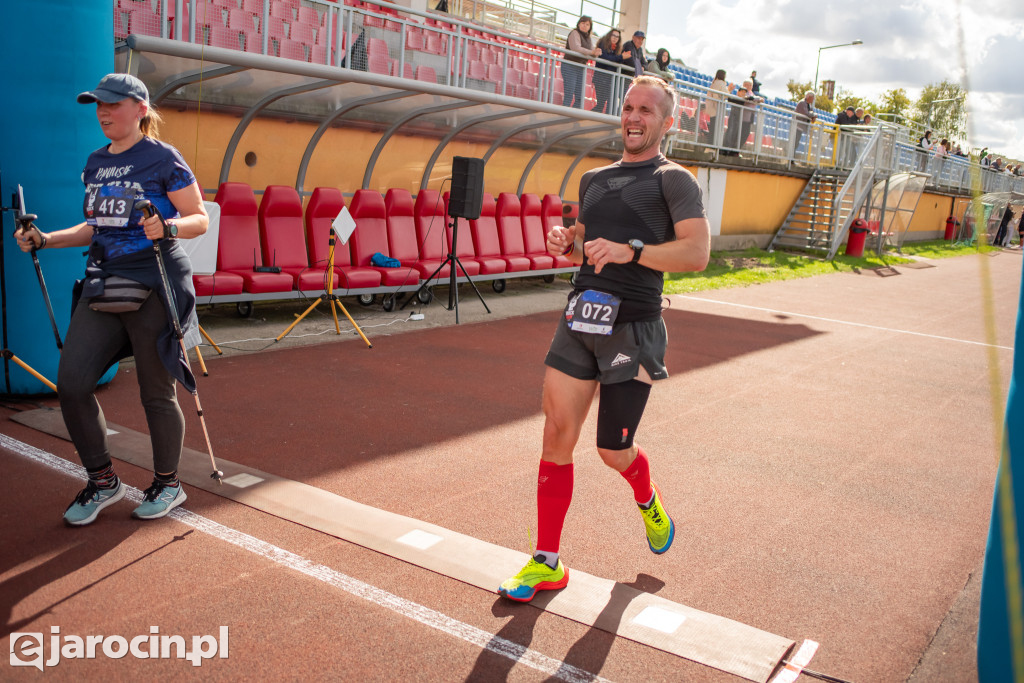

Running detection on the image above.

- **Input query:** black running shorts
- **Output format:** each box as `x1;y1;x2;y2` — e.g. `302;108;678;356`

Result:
544;316;669;385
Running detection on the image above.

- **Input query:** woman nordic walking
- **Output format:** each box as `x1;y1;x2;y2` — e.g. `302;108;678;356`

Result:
15;73;208;525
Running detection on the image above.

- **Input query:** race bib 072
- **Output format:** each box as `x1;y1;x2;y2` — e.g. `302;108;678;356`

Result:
566;289;621;335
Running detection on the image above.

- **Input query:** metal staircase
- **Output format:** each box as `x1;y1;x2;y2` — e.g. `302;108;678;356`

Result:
769;124;898;259
768;170;853;254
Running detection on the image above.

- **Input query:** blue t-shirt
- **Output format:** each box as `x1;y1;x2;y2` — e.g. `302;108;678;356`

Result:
82;136;196;259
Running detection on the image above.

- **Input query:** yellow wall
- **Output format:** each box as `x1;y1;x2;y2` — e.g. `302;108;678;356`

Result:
160;110;607;202
720;170;805;236
908;193;954;234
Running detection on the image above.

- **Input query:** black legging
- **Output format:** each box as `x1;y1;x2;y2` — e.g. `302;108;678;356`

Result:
58;293;184;473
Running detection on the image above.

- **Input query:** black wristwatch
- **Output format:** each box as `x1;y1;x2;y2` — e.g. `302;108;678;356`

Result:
628;238;644;263
165;222;178;239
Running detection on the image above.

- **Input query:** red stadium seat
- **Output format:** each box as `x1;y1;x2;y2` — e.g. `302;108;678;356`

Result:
258;185;327;291
493;193;532;272
519;193;555;269
466;194;511;275
214;182;294;293
415;190;480;276
540;194;573;267
278;38;308;61
348;190;421;287
415;66;437;83
441;192;504;275
385;189;451;280
305;188;381;290
209;25;243;50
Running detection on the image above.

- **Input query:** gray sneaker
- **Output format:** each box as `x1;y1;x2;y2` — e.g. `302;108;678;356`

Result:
132;481;187;520
63;479;126;526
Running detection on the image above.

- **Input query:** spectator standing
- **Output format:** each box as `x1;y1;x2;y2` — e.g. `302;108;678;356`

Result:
994;206;1014;247
736;80;763;155
750;70;761;95
862;113;873;125
645;48;675;82
704;69;729;146
562;16;601;109
836;106;861;166
621;31;648;76
591;28;624;114
931;138;949;176
793;90;816;158
917;130;933;172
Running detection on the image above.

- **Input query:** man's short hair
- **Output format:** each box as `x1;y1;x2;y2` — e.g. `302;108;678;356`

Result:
629;74;678;118
804;90;815;99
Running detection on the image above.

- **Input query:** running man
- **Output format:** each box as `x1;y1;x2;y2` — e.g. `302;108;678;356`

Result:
498;75;711;602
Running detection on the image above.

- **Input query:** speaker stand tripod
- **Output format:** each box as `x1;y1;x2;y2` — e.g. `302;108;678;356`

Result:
275;227;373;348
403;216;490;324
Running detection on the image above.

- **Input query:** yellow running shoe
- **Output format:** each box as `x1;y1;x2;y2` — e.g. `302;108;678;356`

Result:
497;556;569;602
639;483;675;554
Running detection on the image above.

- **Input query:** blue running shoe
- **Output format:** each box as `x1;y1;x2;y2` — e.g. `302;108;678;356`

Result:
639;482;674;554
132;481;187;520
63;479;126;526
497;555;569;602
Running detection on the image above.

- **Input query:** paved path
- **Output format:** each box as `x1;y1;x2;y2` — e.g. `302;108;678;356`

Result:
2;252;1019;681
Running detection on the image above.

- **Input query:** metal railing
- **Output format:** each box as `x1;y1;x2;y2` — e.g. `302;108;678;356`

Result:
116;0;1023;195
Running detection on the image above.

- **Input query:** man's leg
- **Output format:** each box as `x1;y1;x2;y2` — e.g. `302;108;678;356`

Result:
498;367;595;602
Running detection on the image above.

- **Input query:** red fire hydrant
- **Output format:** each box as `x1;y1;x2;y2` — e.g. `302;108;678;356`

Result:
845;219;869;257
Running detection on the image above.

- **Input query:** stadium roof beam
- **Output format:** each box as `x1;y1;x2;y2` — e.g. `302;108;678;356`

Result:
517;125;616;195
361;101;480;190
419;109;535;191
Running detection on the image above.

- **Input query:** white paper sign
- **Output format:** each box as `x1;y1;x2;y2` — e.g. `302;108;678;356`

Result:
332;206;357;245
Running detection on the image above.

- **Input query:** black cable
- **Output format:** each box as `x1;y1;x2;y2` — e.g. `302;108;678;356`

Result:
780;660;855;683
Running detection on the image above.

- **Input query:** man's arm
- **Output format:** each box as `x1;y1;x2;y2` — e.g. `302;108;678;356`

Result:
583;216;710;275
547;221;586;265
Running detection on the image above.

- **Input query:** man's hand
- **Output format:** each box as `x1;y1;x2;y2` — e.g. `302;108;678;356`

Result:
583;237;632;274
547;224;576;257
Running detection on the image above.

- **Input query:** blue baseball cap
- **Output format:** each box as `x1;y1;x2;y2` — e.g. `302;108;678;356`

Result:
77;73;149;104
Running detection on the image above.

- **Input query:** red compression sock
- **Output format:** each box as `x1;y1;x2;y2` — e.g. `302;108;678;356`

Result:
620;447;653;504
536;460;574;554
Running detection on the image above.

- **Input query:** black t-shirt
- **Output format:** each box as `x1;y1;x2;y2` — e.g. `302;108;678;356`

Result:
575;154;705;321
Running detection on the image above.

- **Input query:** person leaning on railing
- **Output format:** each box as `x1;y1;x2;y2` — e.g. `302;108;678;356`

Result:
645;48;675;82
562;15;601;109
592;28;624;114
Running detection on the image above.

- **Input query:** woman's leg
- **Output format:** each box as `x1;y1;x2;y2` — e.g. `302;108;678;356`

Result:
122;294;185;475
58;301;131;469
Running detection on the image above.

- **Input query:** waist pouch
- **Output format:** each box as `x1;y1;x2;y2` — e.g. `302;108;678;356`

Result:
88;275;152;313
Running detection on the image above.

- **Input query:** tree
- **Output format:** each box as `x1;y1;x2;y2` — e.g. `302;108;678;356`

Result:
834;88;877;117
875;88;913;125
914;80;967;142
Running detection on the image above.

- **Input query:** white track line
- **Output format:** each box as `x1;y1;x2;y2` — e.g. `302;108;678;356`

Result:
1;434;610;683
674;294;1014;350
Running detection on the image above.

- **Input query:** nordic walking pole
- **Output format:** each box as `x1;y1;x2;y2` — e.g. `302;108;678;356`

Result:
0;349;57;392
136;199;224;485
14;185;62;351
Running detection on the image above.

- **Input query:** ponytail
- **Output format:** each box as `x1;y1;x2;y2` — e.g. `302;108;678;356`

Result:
140;103;163;140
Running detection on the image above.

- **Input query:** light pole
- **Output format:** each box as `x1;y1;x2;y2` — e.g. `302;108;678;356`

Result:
814;40;864;95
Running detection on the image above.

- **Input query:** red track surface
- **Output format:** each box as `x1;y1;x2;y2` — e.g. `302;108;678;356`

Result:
2;252;1019;682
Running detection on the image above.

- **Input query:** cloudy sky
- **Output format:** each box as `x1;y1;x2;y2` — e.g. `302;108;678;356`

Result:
553;0;1024;161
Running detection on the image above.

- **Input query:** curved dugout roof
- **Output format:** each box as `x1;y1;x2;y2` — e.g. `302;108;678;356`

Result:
118;35;622;195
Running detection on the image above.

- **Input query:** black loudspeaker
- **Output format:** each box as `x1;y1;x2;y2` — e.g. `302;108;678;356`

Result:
448;156;484;220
